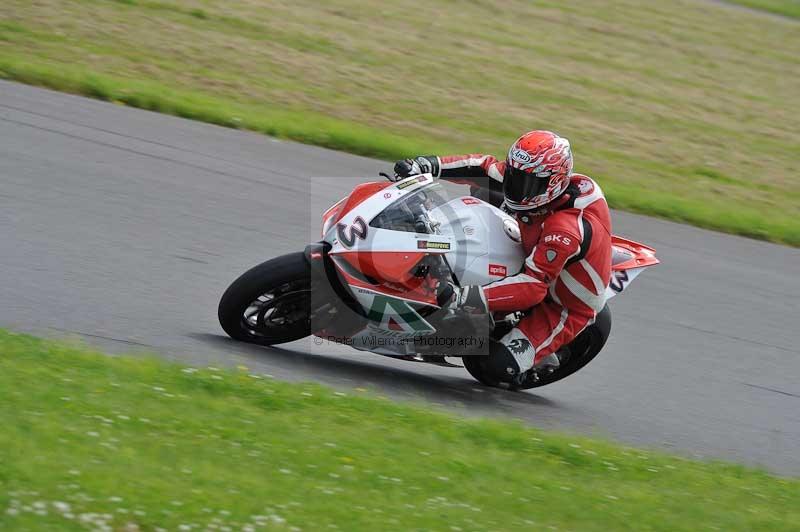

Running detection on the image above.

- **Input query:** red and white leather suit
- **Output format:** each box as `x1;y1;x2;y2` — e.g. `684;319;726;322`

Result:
437;154;613;370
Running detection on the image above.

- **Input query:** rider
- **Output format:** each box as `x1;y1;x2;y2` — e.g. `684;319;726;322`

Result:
391;130;612;382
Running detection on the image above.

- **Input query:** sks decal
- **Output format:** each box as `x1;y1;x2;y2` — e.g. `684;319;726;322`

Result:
488;264;507;276
544;233;572;246
461;197;481;205
337;216;368;248
417;240;451;250
609;270;629;293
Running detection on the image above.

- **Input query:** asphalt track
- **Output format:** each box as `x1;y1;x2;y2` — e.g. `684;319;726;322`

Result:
2;81;799;474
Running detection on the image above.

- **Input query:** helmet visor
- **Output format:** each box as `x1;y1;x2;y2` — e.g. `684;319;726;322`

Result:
503;165;550;205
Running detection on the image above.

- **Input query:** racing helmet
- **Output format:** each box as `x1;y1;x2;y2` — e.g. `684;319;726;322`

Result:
503;130;573;211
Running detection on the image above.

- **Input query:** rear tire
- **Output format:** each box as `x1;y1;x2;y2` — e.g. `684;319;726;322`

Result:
218;252;311;345
516;304;612;389
462;355;502;387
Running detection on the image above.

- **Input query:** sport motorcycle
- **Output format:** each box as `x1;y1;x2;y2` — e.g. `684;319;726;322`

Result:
218;174;659;389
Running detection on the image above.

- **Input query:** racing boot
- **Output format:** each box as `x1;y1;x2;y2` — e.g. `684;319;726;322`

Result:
486;332;561;383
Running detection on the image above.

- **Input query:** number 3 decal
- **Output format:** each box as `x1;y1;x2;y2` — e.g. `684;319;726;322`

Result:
337;216;368;248
609;270;629;293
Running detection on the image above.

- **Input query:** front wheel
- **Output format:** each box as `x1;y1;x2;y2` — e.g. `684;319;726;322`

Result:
218;252;311;345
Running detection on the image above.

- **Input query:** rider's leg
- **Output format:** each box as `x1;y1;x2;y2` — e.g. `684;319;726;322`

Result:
484;339;523;380
488;301;592;379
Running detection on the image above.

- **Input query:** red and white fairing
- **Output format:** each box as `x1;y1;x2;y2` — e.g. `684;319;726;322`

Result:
428;197;526;286
318;174;657;356
605;236;659;300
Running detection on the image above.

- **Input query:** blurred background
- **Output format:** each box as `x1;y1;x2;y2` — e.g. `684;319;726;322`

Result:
2;0;798;244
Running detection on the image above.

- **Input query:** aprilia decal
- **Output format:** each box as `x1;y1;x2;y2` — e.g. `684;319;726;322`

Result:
417;240;450;250
337;216;367;248
488;264;507;276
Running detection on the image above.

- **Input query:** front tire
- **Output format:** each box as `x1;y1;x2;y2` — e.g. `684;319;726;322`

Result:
218;252;311;345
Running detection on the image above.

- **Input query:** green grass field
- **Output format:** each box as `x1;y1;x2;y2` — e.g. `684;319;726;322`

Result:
1;329;799;531
1;0;799;246
729;0;800;18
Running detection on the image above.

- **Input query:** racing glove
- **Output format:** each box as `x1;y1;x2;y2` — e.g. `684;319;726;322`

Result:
442;284;493;339
391;156;440;181
450;285;490;315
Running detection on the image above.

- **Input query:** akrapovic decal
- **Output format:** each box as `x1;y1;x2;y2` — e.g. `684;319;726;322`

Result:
337;216;367;248
417;240;451;250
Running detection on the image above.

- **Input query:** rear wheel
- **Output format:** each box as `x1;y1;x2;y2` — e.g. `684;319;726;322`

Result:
462;355;502;387
516;304;612;389
218;252;311;345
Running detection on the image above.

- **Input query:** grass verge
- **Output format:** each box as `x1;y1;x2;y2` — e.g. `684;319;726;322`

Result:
1;0;799;246
0;57;797;246
1;329;799;531
727;0;800;19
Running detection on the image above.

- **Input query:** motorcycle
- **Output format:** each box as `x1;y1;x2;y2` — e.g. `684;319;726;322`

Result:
218;173;659;389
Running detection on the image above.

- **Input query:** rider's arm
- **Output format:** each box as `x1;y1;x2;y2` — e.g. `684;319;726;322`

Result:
423;154;505;188
395;154;505;207
438;155;506;207
437;154;504;183
482;215;581;313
